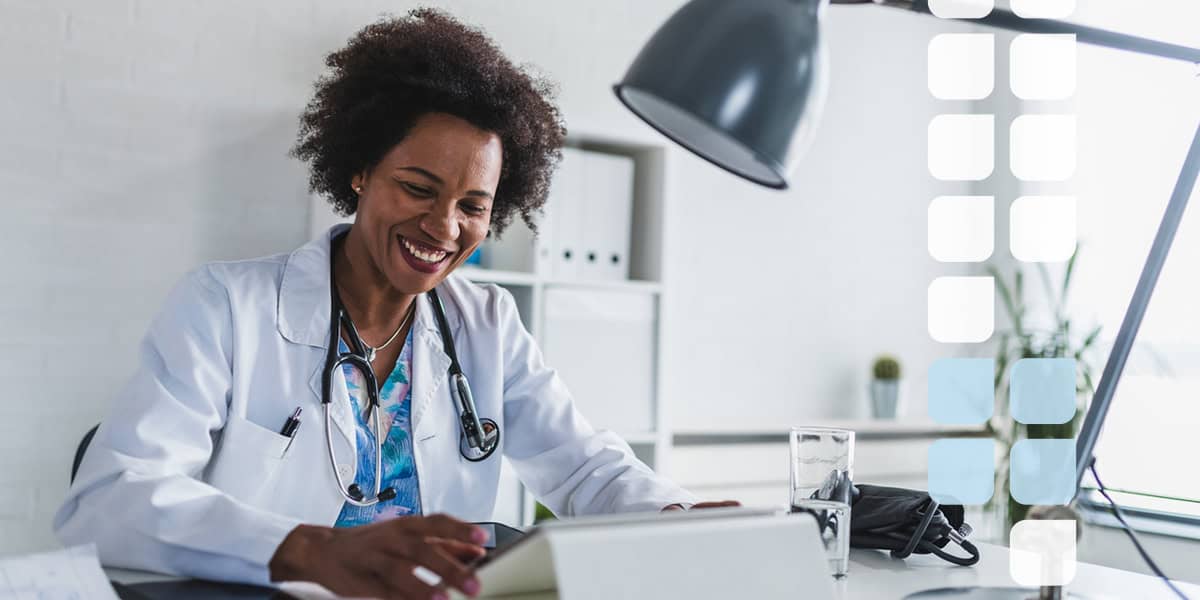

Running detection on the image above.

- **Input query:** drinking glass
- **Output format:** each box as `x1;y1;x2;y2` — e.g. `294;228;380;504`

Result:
789;427;855;577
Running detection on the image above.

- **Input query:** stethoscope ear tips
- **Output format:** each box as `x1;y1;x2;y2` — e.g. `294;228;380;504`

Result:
347;484;365;502
378;488;397;502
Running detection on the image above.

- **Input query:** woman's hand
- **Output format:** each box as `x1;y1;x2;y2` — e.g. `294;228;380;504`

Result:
269;514;488;599
662;500;742;511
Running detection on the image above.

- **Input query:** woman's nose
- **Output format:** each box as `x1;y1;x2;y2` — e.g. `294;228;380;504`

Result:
420;200;461;242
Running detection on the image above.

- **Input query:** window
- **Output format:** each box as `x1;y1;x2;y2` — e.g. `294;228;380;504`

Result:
1060;1;1200;522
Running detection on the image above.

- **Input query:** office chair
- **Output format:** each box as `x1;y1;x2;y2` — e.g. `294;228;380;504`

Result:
71;424;99;484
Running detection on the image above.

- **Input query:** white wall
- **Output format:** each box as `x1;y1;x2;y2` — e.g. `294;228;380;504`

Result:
660;8;981;431
0;0;982;554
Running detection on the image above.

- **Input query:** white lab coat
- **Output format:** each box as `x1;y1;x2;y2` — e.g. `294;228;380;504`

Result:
54;224;695;585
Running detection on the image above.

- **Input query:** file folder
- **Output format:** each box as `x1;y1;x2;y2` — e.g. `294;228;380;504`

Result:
579;151;634;281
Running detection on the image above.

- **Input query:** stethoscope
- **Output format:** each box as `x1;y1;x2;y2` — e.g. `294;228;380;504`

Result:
321;253;500;507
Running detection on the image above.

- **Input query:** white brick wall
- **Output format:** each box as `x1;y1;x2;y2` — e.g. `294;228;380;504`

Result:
1;0;965;559
0;0;693;556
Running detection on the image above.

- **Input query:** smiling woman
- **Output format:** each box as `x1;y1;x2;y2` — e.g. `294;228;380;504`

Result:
52;8;721;600
292;9;565;237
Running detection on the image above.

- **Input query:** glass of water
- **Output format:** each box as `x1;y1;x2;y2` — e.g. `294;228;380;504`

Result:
789;427;854;577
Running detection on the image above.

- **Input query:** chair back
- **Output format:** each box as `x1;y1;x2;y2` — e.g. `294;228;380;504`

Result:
71;424;99;484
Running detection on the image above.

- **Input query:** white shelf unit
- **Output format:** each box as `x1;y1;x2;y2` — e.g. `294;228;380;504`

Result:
670;422;990;510
466;132;674;525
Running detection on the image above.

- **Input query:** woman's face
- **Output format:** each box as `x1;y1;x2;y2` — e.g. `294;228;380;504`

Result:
351;112;503;294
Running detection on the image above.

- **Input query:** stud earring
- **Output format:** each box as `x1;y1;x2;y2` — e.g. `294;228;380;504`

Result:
354;185;363;193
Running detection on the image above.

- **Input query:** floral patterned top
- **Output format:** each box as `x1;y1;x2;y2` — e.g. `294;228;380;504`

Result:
333;329;422;526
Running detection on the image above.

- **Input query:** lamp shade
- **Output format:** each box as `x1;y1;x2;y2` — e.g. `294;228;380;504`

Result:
614;0;828;189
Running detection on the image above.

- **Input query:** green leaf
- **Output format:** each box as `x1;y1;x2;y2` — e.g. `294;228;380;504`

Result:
995;333;1010;389
1036;263;1060;318
990;266;1025;337
1062;244;1079;305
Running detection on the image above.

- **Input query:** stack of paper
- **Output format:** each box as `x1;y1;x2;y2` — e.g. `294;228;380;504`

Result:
0;544;119;599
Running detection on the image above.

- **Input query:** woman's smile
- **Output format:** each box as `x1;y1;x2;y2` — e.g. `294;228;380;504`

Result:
396;234;453;274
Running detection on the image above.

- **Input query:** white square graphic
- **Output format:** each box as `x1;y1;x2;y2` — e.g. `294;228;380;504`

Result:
1010;196;1076;262
928;276;994;343
1011;34;1076;100
929;0;994;19
929;114;994;181
1010;520;1077;587
929;34;994;100
1012;0;1075;19
1011;115;1075;181
929;196;994;262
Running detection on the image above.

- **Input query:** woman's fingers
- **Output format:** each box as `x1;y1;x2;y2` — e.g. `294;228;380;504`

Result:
428;537;488;562
396;513;488;545
692;500;742;509
386;532;481;597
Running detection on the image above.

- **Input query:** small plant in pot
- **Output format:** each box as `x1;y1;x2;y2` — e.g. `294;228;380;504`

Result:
870;355;903;419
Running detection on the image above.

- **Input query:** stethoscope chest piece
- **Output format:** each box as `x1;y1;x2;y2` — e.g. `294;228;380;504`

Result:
460;418;500;462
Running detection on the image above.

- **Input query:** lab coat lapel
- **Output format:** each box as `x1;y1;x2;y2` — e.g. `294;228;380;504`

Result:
410;292;454;445
307;351;357;452
281;224;357;451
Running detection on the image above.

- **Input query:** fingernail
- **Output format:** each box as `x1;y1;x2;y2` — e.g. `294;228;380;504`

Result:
432;593;449;600
464;578;481;596
472;528;488;544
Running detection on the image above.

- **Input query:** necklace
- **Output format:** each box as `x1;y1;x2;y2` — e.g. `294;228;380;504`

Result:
361;302;415;363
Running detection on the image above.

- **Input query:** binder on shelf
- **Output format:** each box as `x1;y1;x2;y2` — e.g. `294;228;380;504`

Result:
541;287;655;433
580;151;634;281
547;147;586;280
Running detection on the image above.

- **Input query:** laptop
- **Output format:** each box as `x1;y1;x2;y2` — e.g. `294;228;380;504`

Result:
464;507;836;599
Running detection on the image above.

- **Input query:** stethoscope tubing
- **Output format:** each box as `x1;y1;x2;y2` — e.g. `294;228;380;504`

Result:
321;244;501;506
325;350;390;507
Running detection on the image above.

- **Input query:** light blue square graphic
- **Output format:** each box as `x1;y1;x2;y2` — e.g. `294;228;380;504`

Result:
1010;358;1076;425
1011;439;1076;505
928;439;994;505
929;358;995;425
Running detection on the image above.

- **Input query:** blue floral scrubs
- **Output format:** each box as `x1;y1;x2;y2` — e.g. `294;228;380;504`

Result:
333;330;422;526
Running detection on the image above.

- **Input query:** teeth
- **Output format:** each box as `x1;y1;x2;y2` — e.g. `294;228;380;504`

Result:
401;238;448;263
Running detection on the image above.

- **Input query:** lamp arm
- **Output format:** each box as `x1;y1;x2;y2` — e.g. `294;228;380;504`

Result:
834;0;1200;64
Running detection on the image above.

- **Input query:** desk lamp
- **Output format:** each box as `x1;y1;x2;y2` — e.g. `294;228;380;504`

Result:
615;1;1200;598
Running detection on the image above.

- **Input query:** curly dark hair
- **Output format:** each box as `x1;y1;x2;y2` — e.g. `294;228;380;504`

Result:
292;8;566;235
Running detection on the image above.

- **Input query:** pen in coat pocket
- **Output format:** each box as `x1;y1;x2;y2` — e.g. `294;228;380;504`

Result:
280;407;302;437
280;407;302;454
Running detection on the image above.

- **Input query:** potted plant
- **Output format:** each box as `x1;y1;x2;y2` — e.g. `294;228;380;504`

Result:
869;355;903;419
986;252;1102;531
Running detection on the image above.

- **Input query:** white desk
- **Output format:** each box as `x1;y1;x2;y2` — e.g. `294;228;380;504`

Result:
835;542;1198;600
106;542;1200;599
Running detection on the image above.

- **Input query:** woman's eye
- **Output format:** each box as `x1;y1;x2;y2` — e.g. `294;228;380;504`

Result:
461;202;488;215
401;182;434;197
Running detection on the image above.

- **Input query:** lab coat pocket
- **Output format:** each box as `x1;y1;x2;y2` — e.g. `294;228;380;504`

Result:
205;414;291;507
